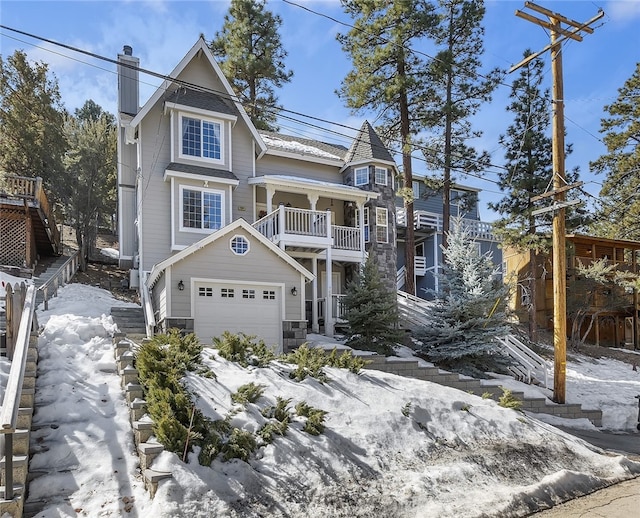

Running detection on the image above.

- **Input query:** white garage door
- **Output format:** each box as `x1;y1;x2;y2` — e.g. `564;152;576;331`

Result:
194;282;282;348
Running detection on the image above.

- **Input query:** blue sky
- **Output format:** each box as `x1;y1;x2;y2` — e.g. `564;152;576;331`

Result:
1;0;639;221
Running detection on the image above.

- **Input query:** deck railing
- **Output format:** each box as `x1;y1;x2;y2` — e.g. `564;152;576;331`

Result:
254;206;362;251
396;208;496;240
333;225;361;251
317;295;347;322
2;175;61;253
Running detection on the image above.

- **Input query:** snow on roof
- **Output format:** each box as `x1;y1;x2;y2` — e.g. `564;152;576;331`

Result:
260;134;343;160
258;174;376;195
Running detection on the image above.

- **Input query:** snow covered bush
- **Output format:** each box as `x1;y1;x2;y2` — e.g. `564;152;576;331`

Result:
213;330;276;367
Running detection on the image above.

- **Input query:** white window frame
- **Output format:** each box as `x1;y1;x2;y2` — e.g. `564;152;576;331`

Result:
179;185;225;234
230;235;250;256
354;166;369;186
375;167;388;186
179;113;224;165
376;207;388;243
358;207;371;243
412;180;420;200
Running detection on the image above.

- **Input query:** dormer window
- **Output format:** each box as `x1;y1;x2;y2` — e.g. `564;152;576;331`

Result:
355;167;369;186
181;115;222;162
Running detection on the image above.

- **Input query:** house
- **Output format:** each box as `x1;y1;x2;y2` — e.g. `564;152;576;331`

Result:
116;38;398;352
503;234;640;348
396;176;501;298
0;175;60;270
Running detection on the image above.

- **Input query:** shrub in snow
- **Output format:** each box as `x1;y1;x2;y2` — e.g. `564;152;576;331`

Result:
257;421;288;444
231;382;266;406
284;344;368;382
295;401;328;435
213;331;276;367
342;255;402;355
416;219;513;378
498;387;523;410
221;428;258;462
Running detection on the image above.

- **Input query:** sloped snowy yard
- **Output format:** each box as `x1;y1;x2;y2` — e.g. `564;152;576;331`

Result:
8;283;640;517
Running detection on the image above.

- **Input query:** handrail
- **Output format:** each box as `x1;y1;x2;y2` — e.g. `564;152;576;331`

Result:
495;334;550;389
37;252;80;310
0;283;36;501
141;272;155;336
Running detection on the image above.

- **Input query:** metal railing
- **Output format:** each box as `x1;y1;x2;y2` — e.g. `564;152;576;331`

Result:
0;283;36;501
495;334;550;389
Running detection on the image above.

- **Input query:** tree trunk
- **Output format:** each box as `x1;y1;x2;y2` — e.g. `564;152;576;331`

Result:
528;249;538;342
398;53;415;295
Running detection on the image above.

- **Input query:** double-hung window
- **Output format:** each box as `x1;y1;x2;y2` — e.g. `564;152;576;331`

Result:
357;207;370;243
181;186;224;232
375;167;388;186
181;115;222;161
354;167;369;186
376;207;388;243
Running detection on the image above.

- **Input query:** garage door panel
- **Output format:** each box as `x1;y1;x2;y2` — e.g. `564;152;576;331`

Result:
194;282;281;347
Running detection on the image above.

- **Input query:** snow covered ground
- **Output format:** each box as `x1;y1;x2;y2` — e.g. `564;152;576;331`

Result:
2;282;640;517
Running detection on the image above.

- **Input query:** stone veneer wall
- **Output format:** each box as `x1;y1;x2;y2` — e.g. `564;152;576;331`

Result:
283;320;307;352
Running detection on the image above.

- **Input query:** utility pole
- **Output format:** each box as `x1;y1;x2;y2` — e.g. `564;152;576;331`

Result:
511;2;603;404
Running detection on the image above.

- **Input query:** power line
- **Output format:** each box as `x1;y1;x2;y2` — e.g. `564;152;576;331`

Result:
0;23;512;182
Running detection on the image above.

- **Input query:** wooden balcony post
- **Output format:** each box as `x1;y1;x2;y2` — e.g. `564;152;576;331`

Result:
278;204;286;250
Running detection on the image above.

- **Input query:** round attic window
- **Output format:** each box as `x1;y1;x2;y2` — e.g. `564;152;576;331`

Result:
230;235;250;256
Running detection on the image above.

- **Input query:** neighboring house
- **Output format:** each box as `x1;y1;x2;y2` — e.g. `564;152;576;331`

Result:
116;38;398;352
503;234;640;348
0;175;60;269
396;176;500;298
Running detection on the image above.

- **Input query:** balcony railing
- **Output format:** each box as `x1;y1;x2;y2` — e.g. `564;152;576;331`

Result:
254;206;362;252
333;225;361;251
396;208;496;241
317;294;347;322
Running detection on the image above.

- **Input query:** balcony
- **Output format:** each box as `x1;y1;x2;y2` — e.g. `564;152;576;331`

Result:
396;208;496;241
253;205;363;257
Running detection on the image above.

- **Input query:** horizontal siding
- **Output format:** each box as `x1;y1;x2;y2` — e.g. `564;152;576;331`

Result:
169;227;304;320
257;154;344;184
139;105;173;271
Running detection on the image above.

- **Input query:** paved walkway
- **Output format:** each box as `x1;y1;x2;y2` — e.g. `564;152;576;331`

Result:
533;476;640;517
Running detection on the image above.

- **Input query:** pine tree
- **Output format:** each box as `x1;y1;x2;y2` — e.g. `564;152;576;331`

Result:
0;50;67;189
590;63;640;240
342;255;402;355
62;101;117;270
210;0;292;131
338;0;439;296
489;52;552;342
421;0;502;249
417;219;512;377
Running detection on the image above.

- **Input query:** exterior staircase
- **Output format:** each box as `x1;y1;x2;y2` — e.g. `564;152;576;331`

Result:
110;307;146;338
361;354;602;426
33;256;76;306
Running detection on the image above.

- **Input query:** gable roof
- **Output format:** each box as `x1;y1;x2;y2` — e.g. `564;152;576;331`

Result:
165;87;238;117
344;121;395;166
129;37;267;156
147;218;314;287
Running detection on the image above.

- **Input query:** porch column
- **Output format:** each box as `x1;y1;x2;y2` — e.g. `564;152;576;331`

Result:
312;257;319;333
325;248;334;336
266;187;275;213
357;201;366;264
307;193;319;211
